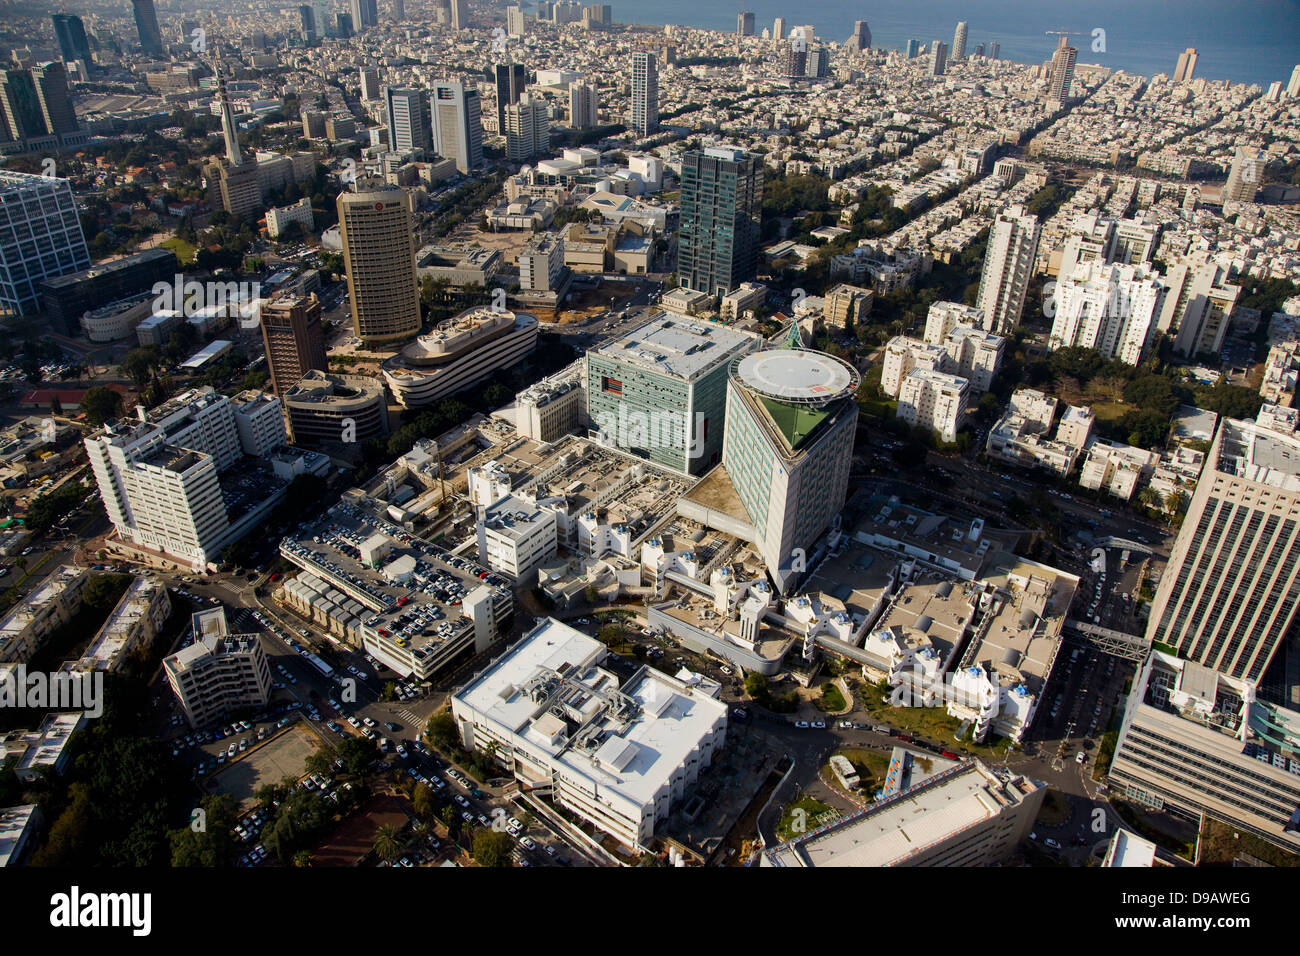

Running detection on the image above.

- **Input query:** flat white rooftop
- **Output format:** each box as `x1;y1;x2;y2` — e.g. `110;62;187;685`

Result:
594;314;757;381
765;760;1037;867
455;619;726;807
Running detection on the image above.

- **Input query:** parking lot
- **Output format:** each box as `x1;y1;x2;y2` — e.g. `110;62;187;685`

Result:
206;722;321;809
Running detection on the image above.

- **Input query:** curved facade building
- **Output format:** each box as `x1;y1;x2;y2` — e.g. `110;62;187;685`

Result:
80;294;153;342
284;369;389;448
383;307;538;408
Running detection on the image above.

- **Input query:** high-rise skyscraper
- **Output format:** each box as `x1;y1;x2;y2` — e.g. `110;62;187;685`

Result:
260;294;328;397
337;185;421;345
503;94;549;162
0;70;46;141
847;20;871;50
1049;261;1163;366
335;12;353;37
1048;35;1077;104
1159;250;1241;358
393;0;405;20
928;40;948;76
678;146;763;297
737;11;754;36
507;4;527;36
988;40;1000;60
450;0;468;30
1287;65;1300;99
203;62;263;221
952;21;968;60
976;204;1040;335
1173;47;1199;83
723;345;859;591
431;80;483;173
132;0;164;55
360;68;382;102
0;170;90;318
905;38;920;59
587;315;760;475
385;87;432;155
312;1;331;37
631;51;658;135
34;62;77;136
51;14;91;63
494;61;527;134
779;39;808;78
298;5;317;43
350;0;378;30
568;82;598;128
804;47;830;79
1145;411;1300;682
1224;146;1265;204
772;17;786;43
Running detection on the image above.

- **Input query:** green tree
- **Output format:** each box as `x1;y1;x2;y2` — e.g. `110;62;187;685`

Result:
119;348;158;388
472;828;513;867
83;573;132;611
169;794;239;867
412;782;437;820
80;385;124;426
426;710;459;752
305;746;338;777
373;823;404;863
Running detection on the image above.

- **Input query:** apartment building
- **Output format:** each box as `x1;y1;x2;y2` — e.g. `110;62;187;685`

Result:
881;336;949;397
942;327;1005;393
897;368;969;443
1078;439;1159;501
0;565;87;665
62;574;170;674
923;300;985;345
164;609;272;728
1051;261;1164;366
976;205;1040;334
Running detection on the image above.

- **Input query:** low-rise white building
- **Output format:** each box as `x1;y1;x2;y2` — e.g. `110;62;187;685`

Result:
720;282;766;321
1;712;86;782
451;619;728;850
763;757;1044;867
1078;439;1158;500
62;574;170;674
0;565;87;665
476;493;558;584
0;805;42;867
265;196;314;238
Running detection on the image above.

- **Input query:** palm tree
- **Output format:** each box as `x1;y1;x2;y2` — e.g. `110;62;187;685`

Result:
373;824;403;863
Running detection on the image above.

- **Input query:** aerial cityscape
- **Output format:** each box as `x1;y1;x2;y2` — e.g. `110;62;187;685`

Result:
0;0;1298;902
